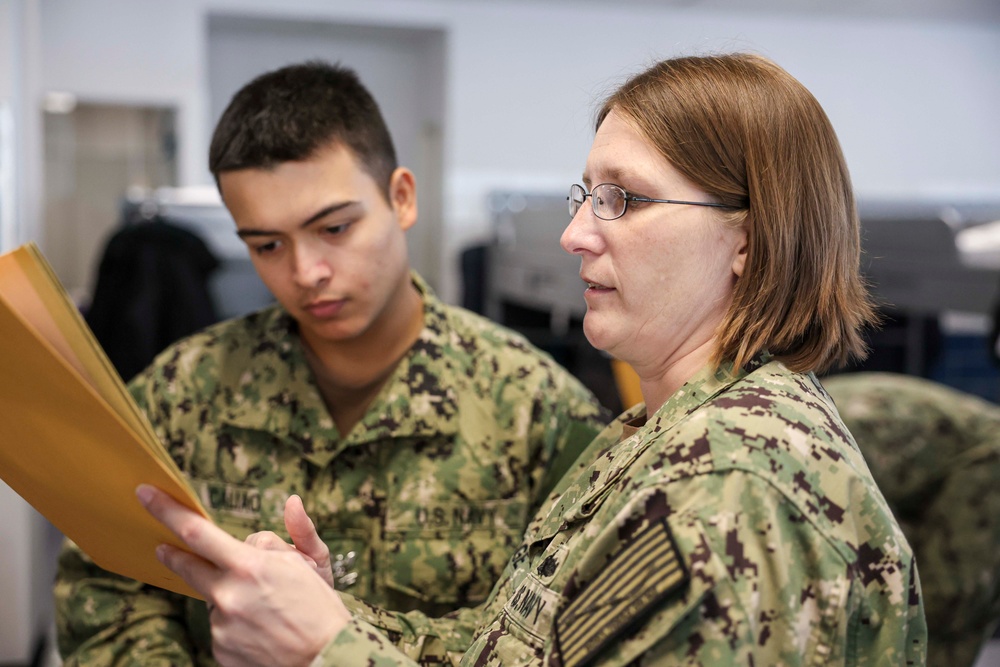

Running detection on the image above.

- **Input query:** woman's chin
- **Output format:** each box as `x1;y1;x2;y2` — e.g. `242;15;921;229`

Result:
582;318;619;356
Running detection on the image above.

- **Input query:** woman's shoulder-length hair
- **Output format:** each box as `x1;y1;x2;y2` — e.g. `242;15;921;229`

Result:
599;52;878;374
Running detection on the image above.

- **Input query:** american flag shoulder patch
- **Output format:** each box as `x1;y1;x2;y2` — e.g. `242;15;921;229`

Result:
552;519;688;667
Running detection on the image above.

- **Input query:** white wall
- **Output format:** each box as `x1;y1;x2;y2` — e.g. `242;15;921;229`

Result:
33;0;1000;301
39;0;205;187
1;0;42;252
0;0;15;253
1;1;51;662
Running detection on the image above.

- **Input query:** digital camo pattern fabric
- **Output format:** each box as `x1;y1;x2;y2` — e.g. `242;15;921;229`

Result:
315;357;926;667
54;273;609;667
824;372;1000;667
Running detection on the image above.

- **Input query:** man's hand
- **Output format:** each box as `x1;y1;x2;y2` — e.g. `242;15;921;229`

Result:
244;495;335;589
137;485;351;667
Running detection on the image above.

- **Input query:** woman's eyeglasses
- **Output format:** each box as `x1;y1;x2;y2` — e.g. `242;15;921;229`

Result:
567;183;737;221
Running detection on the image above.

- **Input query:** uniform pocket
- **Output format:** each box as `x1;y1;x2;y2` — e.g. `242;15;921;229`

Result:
380;498;528;607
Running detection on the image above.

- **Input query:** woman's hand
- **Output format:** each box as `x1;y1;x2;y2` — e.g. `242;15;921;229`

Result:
137;485;351;667
244;495;335;589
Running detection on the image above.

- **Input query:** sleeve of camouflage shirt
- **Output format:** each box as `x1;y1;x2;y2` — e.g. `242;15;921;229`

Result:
54;372;199;667
823;372;1000;667
311;593;484;667
584;477;927;666
54;539;197;666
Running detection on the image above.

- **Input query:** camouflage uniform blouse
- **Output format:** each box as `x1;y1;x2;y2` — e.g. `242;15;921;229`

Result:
55;274;609;666
317;357;927;667
823;372;1000;667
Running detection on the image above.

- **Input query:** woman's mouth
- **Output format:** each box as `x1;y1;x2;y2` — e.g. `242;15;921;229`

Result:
584;280;613;291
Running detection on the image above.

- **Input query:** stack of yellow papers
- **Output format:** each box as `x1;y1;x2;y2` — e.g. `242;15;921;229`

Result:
0;242;208;599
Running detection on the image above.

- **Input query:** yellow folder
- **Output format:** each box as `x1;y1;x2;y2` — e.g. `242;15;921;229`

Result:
0;242;208;599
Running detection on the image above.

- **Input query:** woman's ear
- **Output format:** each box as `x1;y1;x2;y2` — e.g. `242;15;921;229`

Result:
388;167;418;231
732;227;748;278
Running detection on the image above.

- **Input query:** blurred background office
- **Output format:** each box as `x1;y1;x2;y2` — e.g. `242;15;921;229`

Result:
1;0;999;665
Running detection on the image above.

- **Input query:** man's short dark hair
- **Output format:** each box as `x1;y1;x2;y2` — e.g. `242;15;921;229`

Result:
209;61;398;198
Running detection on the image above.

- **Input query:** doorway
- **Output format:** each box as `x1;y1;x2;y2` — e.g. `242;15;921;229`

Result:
42;101;178;304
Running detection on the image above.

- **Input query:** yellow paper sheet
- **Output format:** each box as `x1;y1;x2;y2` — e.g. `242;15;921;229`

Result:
0;243;208;599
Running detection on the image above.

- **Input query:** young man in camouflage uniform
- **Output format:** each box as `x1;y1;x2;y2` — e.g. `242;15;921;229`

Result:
824;372;1000;667
54;61;609;665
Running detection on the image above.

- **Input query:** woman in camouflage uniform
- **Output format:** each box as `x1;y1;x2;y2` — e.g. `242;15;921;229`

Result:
140;53;928;666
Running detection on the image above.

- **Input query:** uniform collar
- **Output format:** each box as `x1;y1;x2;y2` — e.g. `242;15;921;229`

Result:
219;272;461;467
347;272;462;445
640;351;772;437
524;352;774;539
609;351;772;439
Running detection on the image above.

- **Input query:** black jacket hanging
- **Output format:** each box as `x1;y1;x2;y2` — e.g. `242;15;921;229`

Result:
85;218;220;382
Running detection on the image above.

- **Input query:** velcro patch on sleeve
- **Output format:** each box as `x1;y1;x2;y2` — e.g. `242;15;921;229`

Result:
553;520;688;667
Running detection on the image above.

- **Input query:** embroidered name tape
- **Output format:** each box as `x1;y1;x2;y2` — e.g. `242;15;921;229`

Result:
553;520;688;667
504;572;560;643
199;482;262;518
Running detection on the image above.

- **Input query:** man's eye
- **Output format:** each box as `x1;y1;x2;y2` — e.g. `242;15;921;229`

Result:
251;240;281;256
324;223;351;236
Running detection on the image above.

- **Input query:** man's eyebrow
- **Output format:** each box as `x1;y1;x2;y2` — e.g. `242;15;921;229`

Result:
235;201;359;238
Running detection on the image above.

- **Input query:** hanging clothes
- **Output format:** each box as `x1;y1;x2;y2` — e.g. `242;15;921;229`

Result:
85;217;220;382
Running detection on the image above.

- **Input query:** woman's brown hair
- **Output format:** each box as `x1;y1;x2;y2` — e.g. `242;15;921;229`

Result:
598;53;878;374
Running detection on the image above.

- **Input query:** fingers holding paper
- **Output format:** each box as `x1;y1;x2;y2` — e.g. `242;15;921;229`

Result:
136;484;350;667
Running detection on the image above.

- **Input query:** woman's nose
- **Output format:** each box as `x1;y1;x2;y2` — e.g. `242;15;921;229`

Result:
560;203;602;256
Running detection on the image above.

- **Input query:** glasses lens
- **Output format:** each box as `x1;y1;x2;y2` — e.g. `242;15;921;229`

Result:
592;184;625;220
568;184;585;217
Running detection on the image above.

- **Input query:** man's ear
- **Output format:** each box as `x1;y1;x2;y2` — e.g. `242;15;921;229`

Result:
388;167;418;231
